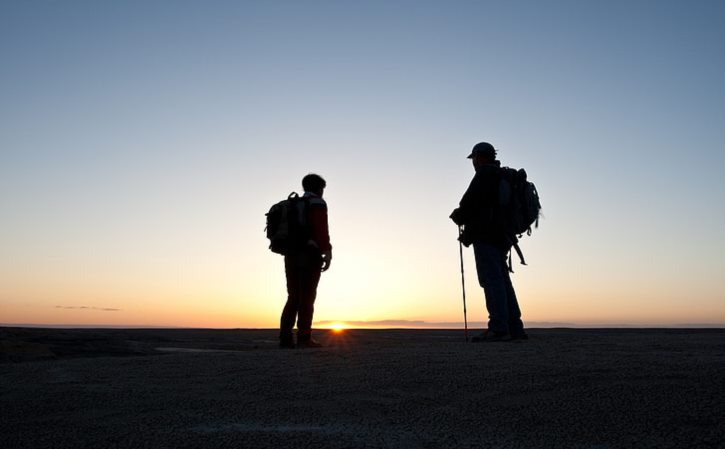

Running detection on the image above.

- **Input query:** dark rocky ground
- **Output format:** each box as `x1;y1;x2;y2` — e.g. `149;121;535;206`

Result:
1;327;723;448
0;327;276;362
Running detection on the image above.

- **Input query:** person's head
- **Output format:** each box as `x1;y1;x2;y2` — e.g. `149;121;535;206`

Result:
302;173;326;196
467;142;497;169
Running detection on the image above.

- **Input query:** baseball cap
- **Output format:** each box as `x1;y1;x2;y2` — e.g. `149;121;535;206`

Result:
467;142;497;159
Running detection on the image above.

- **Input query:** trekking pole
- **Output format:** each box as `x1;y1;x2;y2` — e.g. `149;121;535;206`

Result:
458;226;469;342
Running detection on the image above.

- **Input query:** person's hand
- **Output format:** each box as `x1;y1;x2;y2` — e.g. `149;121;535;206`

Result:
321;251;332;272
450;208;463;225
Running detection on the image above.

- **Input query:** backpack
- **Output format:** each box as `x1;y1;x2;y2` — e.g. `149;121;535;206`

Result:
497;167;542;271
265;192;310;255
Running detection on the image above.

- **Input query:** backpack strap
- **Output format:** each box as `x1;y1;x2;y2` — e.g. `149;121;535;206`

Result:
513;242;526;266
506;240;527;273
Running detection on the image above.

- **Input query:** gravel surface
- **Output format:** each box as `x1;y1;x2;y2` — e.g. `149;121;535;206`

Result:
1;328;723;449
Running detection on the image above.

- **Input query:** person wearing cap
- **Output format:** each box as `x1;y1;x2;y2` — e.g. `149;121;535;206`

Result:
450;142;527;342
279;173;333;349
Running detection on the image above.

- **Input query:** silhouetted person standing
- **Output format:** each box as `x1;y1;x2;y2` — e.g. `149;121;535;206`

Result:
280;174;332;348
450;142;527;342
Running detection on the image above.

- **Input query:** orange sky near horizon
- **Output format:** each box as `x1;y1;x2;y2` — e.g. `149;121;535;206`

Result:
2;2;725;329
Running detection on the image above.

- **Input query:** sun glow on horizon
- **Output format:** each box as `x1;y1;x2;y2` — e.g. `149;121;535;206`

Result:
328;322;347;333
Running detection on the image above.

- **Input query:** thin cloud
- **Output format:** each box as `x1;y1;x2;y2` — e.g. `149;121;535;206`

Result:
316;319;466;328
316;319;725;328
55;306;121;312
316;319;578;328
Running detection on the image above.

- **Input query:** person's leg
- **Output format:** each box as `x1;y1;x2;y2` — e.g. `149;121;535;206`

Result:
503;271;525;336
280;254;301;344
296;251;322;342
473;242;510;334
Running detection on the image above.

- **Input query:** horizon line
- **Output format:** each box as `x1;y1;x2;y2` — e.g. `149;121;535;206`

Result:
2;322;724;330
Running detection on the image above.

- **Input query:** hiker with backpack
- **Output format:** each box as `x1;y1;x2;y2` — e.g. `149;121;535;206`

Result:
450;142;540;342
266;174;332;349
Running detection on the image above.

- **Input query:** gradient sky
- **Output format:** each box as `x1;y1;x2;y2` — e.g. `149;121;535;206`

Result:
2;1;724;328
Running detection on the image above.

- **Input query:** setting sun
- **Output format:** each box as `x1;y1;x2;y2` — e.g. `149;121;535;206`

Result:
329;323;347;333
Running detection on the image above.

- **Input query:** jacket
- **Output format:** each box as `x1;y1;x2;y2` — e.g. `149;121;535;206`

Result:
451;161;510;249
303;192;332;253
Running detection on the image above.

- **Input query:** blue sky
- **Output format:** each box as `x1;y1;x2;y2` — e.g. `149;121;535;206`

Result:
1;1;724;327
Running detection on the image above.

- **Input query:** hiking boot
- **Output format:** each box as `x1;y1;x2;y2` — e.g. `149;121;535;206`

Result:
471;330;511;342
297;338;323;348
279;337;295;349
510;331;529;341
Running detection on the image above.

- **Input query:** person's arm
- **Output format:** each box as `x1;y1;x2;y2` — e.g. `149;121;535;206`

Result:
308;202;332;271
450;174;482;225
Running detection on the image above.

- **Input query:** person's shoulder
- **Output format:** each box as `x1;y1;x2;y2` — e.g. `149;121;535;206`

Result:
305;194;327;208
483;162;502;172
477;163;503;178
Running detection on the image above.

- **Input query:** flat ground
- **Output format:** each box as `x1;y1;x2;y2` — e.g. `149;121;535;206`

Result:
1;328;723;449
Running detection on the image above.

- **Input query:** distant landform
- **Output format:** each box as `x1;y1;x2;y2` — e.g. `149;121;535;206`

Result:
2;321;723;329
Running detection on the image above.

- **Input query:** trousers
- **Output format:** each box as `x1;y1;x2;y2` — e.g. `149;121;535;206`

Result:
280;249;322;341
473;241;525;335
